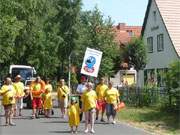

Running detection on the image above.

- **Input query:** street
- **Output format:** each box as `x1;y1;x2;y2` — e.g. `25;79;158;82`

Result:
0;108;151;135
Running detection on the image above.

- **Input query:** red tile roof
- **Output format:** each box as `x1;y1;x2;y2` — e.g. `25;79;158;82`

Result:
113;23;142;45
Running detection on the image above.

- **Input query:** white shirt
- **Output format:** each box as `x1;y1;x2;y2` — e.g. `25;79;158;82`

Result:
76;83;87;94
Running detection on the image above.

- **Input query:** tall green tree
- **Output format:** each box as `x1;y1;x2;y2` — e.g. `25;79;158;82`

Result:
76;7;119;77
53;0;81;79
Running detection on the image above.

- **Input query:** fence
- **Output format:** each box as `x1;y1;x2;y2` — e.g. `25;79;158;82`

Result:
118;86;170;107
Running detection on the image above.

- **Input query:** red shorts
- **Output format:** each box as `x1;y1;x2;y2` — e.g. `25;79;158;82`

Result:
32;98;42;109
97;100;106;111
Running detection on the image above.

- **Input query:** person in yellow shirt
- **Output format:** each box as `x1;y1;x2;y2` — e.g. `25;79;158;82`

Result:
68;97;80;134
43;85;53;118
41;78;53;115
13;75;25;117
0;77;16;126
30;76;45;119
81;82;97;134
95;77;108;122
104;81;120;124
57;79;70;118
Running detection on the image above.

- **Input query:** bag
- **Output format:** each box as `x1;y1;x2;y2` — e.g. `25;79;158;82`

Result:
116;102;125;111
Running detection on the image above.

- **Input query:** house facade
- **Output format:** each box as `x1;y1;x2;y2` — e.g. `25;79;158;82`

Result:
111;23;142;87
140;0;180;87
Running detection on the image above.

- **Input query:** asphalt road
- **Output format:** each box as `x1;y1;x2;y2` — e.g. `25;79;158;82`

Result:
0;107;152;135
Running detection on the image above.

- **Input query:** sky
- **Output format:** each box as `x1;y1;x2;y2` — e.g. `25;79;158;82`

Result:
82;0;149;26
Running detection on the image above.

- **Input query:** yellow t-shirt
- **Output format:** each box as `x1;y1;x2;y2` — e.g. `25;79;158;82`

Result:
13;82;25;97
0;85;16;105
68;103;80;126
45;84;53;92
30;83;42;98
44;93;52;109
96;84;108;100
105;88;119;104
57;85;69;100
81;90;97;112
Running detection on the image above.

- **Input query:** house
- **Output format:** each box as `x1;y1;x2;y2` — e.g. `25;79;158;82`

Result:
140;0;180;87
110;23;142;87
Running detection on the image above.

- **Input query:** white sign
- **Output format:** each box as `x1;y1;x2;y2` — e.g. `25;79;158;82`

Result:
81;48;102;77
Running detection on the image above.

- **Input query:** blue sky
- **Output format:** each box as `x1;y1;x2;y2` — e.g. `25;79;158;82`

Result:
82;0;148;26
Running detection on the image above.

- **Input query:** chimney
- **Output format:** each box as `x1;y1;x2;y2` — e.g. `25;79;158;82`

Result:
117;23;126;30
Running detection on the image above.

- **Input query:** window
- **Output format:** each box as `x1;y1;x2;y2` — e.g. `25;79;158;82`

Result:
157;34;164;51
153;11;157;22
127;30;134;37
144;69;156;86
147;37;153;53
157;68;168;87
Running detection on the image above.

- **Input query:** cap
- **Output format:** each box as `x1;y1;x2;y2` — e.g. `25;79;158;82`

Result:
81;76;86;82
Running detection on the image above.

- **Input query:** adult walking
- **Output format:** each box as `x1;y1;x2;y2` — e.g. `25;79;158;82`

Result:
0;77;16;126
105;81;120;124
95;77;108;122
76;76;87;121
30;76;45;119
81;82;97;133
57;79;70;118
13;75;25;117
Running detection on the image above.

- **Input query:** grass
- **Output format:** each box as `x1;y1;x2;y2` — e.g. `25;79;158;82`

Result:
117;107;180;135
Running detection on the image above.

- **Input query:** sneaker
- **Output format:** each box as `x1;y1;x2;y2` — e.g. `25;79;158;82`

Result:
90;129;95;134
5;123;9;126
84;129;89;133
112;121;116;124
31;115;35;119
100;118;105;122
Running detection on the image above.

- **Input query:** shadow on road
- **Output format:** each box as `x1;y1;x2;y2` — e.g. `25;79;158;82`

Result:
12;116;32;120
49;131;71;134
42;120;68;124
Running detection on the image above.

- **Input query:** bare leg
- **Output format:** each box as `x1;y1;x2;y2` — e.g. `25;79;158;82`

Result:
5;109;9;125
70;126;73;133
75;126;78;133
90;110;95;133
9;107;15;125
84;112;89;133
96;109;99;120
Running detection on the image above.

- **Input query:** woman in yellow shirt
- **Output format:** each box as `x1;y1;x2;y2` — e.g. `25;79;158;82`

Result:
81;82;97;134
68;97;80;134
105;81;120;124
57;79;70;118
0;77;16;126
13;75;25;117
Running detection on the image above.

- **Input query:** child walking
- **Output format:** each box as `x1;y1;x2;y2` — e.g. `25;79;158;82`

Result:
68;97;80;134
43;87;53;118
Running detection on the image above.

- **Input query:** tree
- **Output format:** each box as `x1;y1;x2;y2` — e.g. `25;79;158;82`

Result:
165;60;180;108
0;0;26;76
123;37;147;88
53;0;81;79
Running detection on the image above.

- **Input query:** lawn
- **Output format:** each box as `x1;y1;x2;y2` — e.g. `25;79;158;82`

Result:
117;107;180;135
